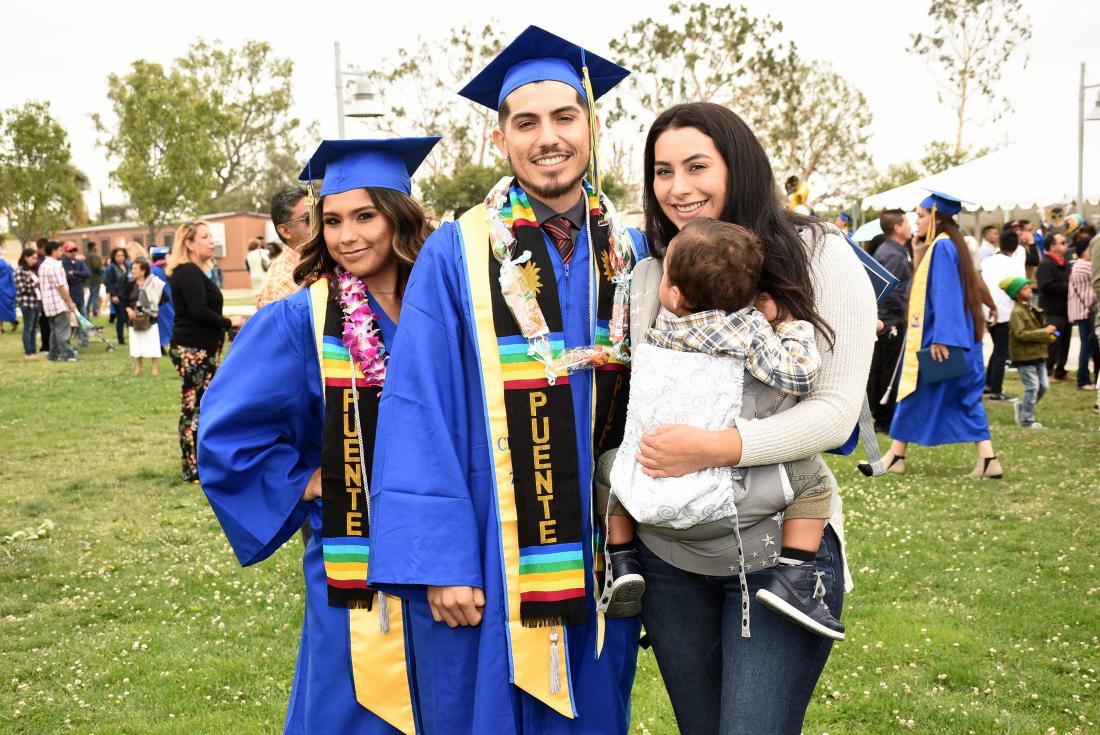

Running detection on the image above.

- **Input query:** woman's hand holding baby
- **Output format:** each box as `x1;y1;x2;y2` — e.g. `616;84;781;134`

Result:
637;425;743;478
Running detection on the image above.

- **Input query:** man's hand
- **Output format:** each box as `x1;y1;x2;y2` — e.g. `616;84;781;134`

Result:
929;343;950;362
111;295;120;305
427;585;486;628
301;467;322;501
1044;324;1057;335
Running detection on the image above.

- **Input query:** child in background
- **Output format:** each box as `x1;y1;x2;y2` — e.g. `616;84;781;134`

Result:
1001;276;1057;428
597;218;844;640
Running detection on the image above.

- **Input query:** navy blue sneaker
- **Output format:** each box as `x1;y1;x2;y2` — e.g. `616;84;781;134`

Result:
756;563;845;640
603;547;645;618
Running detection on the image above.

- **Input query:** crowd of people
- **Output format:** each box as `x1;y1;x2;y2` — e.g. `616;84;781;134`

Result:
2;23;1098;735
0;201;313;481
863;205;1099;447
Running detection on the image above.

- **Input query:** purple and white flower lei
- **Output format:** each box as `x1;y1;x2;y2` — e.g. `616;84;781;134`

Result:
335;268;387;387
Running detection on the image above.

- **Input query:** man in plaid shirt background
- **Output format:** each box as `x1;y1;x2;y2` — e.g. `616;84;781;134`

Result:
256;185;313;308
38;241;79;362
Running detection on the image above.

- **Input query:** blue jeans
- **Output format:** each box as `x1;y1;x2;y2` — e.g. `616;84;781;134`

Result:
1076;319;1099;387
20;306;39;355
639;525;844;735
87;282;101;316
1017;362;1047;425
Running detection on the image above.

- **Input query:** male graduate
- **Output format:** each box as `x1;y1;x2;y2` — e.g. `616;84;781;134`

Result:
368;26;646;735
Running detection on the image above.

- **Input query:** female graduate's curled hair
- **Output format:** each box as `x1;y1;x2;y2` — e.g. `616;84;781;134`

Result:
643;102;834;347
293;187;435;295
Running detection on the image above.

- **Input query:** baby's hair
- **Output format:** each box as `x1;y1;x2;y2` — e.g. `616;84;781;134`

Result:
666;218;764;312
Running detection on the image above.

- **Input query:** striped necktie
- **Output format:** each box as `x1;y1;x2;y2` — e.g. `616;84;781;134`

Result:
542;214;575;264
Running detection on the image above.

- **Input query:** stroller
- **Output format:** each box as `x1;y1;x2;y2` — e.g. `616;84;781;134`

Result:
75;311;117;353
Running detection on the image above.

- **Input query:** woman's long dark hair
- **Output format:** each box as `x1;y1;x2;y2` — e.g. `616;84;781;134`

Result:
643;102;833;345
18;247;35;269
932;212;985;341
293;187;434;297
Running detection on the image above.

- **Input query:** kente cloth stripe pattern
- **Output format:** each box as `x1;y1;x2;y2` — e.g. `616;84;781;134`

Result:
542;214;575;263
317;284;379;608
519;543;586;603
324;537;371;589
490;181;598;627
595;321;629;372
322;335;370;388
497;333;570;388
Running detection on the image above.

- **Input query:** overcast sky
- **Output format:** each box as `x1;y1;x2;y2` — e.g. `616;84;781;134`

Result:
2;0;1098;213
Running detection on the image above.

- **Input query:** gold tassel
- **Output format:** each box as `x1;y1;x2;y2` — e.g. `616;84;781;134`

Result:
580;63;602;205
924;204;938;248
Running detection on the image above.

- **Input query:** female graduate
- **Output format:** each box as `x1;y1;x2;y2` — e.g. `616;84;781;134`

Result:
884;190;1003;478
196;136;440;735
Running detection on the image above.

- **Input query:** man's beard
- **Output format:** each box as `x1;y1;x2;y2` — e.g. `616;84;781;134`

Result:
518;173;581;204
508;147;585;204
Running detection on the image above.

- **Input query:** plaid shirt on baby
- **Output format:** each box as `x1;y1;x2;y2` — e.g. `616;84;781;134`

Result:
646;308;820;395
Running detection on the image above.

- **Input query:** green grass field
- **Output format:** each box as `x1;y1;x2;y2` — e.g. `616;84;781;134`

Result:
2;321;1097;734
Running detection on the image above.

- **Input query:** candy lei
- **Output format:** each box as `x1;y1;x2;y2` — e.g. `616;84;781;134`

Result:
335;268;387;387
484;176;634;384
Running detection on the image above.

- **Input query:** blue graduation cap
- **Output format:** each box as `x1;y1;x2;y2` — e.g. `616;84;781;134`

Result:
298;137;441;197
458;25;630;110
919;189;972;217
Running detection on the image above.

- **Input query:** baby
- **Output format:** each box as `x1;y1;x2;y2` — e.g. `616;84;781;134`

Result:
598;218;843;640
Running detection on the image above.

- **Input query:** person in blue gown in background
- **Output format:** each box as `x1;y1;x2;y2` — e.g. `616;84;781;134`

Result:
368;27;646;735
197;137;440;735
150;246;175;350
0;256;17;330
885;191;1004;479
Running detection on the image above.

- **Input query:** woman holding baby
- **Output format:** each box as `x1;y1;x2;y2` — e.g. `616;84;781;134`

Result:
626;102;877;734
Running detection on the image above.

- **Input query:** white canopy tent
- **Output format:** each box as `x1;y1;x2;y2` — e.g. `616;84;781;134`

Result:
861;139;1100;213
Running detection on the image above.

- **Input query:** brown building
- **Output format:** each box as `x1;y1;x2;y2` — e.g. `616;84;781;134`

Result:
55;211;269;290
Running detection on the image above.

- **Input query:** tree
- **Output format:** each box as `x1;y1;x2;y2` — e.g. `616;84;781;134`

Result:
754;59;874;203
607;2;786;125
918;138;989;174
67;164;91;227
176;39;302;212
364;23;507;179
0;102;82;243
94;60;221;243
868;161;923;196
419;160;511;218
99;202;134;224
910;0;1031;159
610;4;872;206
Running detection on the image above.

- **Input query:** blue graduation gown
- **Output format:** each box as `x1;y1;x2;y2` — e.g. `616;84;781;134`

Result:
151;264;175;348
369;221;647;734
890;239;990;445
0;259;17;321
197;288;416;735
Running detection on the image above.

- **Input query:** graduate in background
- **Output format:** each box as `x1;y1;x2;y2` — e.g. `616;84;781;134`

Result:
882;191;1003;479
197;136;440;735
367;26;646;735
150;246;175;351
